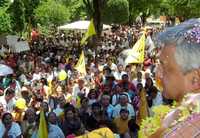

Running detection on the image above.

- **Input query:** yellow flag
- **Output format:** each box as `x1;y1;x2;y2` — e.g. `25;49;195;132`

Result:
38;110;48;138
76;128;115;138
76;96;81;108
81;19;96;45
75;51;86;75
175;17;181;25
125;32;146;64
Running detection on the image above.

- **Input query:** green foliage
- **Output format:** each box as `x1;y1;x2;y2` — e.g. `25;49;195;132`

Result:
68;0;87;21
128;0;161;23
0;8;11;34
102;0;129;24
35;0;70;26
58;0;87;21
22;0;40;26
163;0;200;18
7;0;25;34
0;0;10;7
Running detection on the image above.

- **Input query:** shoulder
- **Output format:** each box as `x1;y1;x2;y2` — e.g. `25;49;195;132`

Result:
164;113;200;138
114;104;121;109
49;124;63;133
11;122;21;128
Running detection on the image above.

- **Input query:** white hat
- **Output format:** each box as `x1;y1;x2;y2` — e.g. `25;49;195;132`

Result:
21;86;28;92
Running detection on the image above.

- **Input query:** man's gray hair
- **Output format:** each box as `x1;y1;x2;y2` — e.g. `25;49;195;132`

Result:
156;19;200;73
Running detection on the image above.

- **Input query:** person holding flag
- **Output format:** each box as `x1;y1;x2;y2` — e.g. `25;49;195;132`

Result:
125;30;146;64
75;51;87;76
81;19;96;46
31;108;65;138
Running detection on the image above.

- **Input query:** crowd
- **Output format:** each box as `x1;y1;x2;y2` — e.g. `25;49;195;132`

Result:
0;25;166;138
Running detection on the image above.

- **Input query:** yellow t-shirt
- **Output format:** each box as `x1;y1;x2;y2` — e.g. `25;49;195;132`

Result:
113;117;130;134
76;128;115;138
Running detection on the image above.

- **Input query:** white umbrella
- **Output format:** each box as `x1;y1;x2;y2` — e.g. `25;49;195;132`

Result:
0;64;13;76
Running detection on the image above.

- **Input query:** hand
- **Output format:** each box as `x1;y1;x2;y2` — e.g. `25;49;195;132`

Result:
5;124;12;131
162;109;181;129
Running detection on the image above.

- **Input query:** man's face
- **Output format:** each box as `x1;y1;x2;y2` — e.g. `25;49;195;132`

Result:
122;75;129;82
137;72;142;80
101;96;110;107
118;65;123;72
156;45;187;100
120;96;128;106
120;111;129;120
5;93;14;101
78;80;84;88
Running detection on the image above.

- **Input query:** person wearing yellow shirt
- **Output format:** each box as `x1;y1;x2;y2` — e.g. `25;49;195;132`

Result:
113;108;130;136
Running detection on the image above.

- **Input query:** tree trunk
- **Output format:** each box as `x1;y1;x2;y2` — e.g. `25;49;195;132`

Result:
93;0;103;58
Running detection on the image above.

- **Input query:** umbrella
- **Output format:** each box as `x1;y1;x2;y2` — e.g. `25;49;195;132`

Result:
0;64;13;76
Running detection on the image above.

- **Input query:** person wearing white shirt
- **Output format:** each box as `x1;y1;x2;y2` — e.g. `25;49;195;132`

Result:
112;94;135;118
0;88;16;113
132;71;145;87
104;57;118;72
113;64;126;81
72;79;89;104
151;87;163;106
31;123;65;138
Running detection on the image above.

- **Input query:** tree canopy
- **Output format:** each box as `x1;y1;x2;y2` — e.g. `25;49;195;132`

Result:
102;0;129;24
7;0;25;34
0;0;200;35
0;8;11;34
34;0;70;26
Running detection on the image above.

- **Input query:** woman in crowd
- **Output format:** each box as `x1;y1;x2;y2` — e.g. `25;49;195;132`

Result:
0;112;22;138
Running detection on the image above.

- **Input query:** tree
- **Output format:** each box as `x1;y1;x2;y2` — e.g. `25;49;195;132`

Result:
102;0;129;24
35;0;70;26
59;0;87;21
7;0;25;34
0;0;10;7
0;8;11;34
127;0;161;24
83;0;129;36
22;0;40;27
165;0;200;18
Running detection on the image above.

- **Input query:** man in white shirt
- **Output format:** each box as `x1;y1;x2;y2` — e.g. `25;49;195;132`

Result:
0;88;16;113
113;94;135;118
104;57;118;72
72;78;89;104
114;64;126;81
132;71;145;87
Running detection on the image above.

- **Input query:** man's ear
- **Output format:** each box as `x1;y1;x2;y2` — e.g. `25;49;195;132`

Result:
185;68;200;92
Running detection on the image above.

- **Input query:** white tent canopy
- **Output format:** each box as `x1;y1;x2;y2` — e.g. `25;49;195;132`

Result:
58;20;111;30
